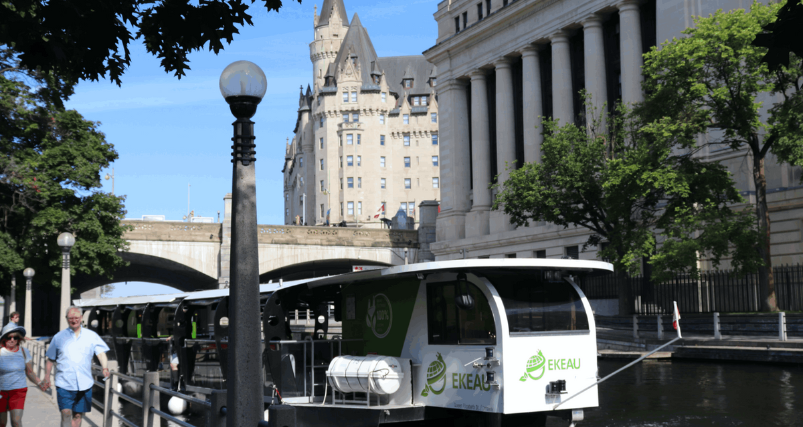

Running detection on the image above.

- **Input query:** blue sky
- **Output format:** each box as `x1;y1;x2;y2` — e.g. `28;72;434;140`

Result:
74;0;440;298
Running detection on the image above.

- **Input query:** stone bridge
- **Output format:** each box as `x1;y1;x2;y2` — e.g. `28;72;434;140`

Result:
74;221;425;295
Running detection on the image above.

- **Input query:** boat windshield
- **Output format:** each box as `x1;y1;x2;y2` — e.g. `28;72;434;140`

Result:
483;270;589;335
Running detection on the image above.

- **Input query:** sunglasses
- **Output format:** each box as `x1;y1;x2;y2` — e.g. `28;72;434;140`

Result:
6;336;20;341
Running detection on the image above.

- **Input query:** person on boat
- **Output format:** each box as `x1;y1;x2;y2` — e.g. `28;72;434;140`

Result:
0;323;47;427
42;307;110;427
4;315;31;342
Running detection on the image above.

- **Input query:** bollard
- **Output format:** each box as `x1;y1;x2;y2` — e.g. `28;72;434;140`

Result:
142;371;160;427
105;365;120;427
632;315;639;340
714;312;721;340
657;315;663;340
779;312;787;342
208;389;228;427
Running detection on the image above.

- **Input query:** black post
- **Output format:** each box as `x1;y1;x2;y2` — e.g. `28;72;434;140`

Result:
226;96;262;427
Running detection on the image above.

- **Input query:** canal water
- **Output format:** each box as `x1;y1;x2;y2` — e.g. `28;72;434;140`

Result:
121;359;803;427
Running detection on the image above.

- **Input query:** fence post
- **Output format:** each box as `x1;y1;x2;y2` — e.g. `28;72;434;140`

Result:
714;313;721;340
208;389;227;427
632;315;639;340
105;365;120;427
779;312;787;342
657;315;663;340
142;371;160;427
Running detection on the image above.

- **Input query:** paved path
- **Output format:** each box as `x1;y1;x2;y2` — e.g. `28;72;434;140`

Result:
20;378;104;427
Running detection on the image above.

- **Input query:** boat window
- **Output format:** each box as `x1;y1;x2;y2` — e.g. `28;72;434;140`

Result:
427;281;496;345
486;271;589;334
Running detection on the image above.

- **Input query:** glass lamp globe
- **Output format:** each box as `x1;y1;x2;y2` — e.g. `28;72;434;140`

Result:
57;232;76;249
219;61;267;119
23;268;34;279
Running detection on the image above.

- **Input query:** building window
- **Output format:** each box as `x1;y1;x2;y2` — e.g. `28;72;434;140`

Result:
477;2;483;19
404;135;410;146
347;134;353;145
285;193;288;202
340;178;343;189
403;114;409;124
400;202;407;214
404;157;411;168
535;250;546;259
286;208;289;218
431;113;437;123
462;11;467;29
381;92;387;102
421;96;428;106
380;135;385;145
356;201;361;215
432;156;439;166
340;156;343;168
413;96;420;106
431;78;437;87
343;92;349;102
348;201;354;215
379;114;385;124
432;134;439;145
340;202;344;216
299;157;303;167
317;95;321;106
404;178;411;189
343;114;349;123
321;204;325;218
320;117;324;127
351;91;357;102
320;159;324;170
353;113;359;122
358;177;362;188
455;16;460;33
404;79;413;88
347;155;353;166
565;246;579;260
502;0;508;6
347;177;354;188
357;134;361;145
380;157;386;167
486;0;491;15
432;177;440;188
381;178;386;189
319;137;324;149
357;155;361;166
320;180;325;191
339;136;343;146
407;202;415;217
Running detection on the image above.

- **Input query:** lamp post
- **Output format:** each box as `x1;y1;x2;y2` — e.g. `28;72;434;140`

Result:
104;168;115;195
22;268;34;333
220;60;266;427
57;232;75;330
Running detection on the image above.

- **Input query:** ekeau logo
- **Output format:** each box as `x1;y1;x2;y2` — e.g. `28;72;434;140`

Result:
520;350;547;381
366;293;393;338
421;353;447;396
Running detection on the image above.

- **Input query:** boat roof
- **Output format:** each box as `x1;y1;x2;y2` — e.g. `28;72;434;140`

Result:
74;292;188;307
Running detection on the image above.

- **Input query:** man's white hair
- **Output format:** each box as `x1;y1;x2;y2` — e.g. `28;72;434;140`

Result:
66;306;83;317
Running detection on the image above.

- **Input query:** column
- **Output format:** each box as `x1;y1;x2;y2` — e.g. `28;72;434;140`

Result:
520;46;543;164
491;58;516;234
434;78;471;241
466;70;491;237
24;279;32;333
583;15;608;128
618;0;644;104
550;31;574;125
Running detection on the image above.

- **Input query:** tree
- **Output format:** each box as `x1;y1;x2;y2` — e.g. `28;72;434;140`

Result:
0;0;301;86
0;47;130;295
640;2;803;311
493;100;761;312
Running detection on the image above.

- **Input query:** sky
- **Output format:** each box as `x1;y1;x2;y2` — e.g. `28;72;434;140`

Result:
72;0;441;298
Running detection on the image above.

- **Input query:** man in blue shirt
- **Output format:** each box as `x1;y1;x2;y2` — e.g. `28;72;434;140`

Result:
43;306;110;427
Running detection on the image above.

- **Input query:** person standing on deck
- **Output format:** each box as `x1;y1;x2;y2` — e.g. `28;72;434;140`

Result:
41;307;110;427
5;315;31;342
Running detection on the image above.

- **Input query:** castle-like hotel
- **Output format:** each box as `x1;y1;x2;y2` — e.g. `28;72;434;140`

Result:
283;0;440;227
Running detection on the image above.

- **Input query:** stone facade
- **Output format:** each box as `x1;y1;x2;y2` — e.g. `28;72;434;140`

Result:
283;0;441;228
424;0;803;267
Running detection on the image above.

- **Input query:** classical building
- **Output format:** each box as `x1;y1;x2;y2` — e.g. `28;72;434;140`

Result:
424;0;803;266
283;0;440;227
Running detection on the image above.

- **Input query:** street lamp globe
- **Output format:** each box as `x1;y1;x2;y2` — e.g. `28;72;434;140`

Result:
22;268;34;279
57;232;76;252
219;60;267;119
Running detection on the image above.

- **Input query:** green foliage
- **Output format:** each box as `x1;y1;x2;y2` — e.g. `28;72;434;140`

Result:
0;0;302;86
493;99;761;282
0;47;130;292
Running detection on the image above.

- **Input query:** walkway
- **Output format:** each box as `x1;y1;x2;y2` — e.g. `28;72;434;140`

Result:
21;378;104;427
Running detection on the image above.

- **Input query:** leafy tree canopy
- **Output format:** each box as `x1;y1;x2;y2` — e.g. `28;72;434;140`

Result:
0;47;130;294
493;100;762;283
0;0;301;86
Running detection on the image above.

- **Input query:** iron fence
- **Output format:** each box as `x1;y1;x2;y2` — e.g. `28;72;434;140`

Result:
579;264;803;315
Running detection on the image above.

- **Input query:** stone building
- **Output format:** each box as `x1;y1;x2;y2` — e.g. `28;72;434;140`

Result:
424;0;803;266
283;0;440;227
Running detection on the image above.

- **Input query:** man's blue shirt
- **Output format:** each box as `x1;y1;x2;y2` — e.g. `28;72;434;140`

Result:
46;327;110;391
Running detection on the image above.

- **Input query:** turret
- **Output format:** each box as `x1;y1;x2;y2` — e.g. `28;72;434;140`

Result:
310;0;350;89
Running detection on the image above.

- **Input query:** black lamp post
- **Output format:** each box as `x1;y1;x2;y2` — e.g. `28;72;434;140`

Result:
219;60;266;427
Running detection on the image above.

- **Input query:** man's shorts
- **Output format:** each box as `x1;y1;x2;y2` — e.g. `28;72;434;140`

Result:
0;387;28;412
56;387;92;413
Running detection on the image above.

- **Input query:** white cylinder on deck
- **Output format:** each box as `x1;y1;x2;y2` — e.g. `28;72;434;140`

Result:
326;355;404;395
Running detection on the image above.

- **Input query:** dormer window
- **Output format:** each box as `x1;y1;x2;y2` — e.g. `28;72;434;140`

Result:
373;76;381;84
403;79;413;89
413;97;420;106
351;56;357;65
430;78;437;87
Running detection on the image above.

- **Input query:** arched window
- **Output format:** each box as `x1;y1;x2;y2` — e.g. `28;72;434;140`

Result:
427;279;496;345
